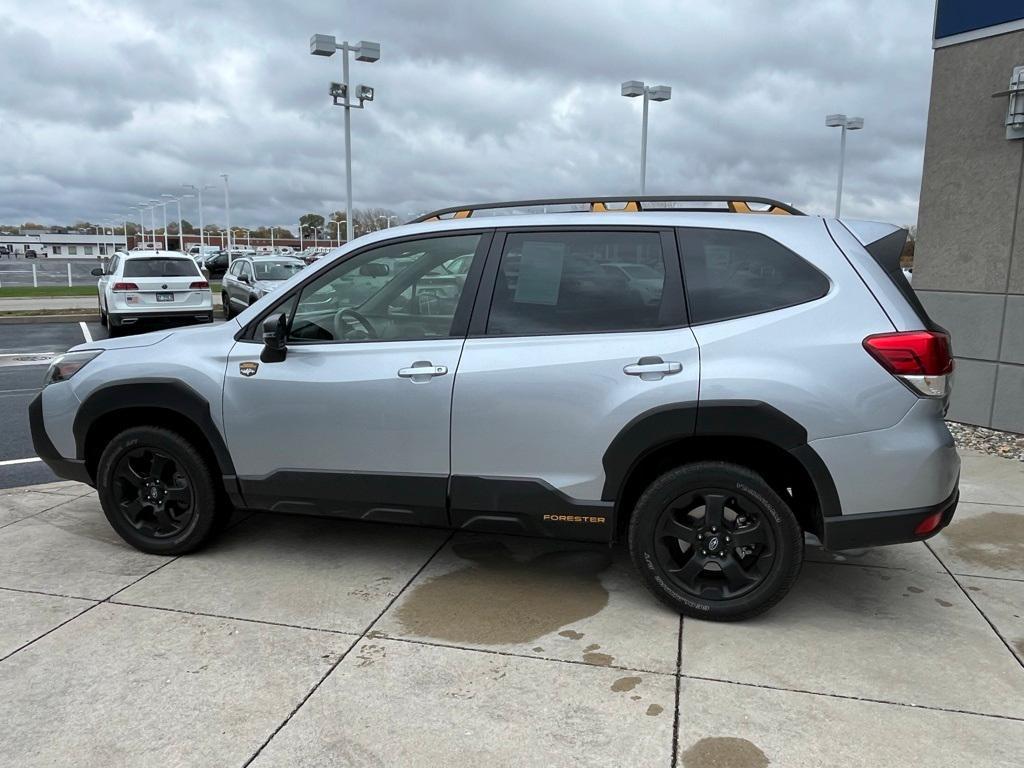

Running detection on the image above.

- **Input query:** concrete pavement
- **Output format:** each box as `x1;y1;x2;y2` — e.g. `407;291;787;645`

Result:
0;455;1022;767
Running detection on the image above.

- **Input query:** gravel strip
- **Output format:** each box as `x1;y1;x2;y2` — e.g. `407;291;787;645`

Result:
948;421;1024;462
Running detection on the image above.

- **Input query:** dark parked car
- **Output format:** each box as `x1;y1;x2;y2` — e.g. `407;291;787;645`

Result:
200;250;230;279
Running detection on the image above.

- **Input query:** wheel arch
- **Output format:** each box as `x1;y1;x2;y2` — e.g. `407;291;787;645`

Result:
74;381;241;504
604;401;840;542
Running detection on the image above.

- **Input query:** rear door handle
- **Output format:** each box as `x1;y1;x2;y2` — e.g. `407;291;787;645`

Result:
623;357;682;380
398;361;448;381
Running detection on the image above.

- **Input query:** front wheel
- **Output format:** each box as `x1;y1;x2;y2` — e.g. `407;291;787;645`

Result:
221;293;232;319
96;426;225;555
628;461;802;621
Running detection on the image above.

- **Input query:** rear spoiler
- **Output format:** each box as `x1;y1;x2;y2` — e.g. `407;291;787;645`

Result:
840;219;941;335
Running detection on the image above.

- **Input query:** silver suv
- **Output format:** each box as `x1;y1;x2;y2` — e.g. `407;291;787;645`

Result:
29;196;960;620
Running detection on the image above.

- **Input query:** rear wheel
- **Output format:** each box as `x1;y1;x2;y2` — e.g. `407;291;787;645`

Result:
628;461;802;621
221;293;232;319
96;426;225;555
98;301;107;327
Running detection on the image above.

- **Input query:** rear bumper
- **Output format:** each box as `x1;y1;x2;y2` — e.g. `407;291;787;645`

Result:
821;484;959;550
28;393;91;485
109;309;214;327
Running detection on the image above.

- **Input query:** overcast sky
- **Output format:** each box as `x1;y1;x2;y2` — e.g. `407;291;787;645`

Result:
0;0;935;229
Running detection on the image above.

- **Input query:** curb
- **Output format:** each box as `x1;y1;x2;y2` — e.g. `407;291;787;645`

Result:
0;314;100;325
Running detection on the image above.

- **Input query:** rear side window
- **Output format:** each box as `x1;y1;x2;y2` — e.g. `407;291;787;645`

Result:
123;258;200;278
677;228;829;324
486;231;677;335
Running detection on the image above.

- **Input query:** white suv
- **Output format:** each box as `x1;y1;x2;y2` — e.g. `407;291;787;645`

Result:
93;250;213;335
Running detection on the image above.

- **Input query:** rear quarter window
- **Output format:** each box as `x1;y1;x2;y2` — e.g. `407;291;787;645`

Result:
677;228;829;324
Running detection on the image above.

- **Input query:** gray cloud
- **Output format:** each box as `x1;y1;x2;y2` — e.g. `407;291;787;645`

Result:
0;0;934;227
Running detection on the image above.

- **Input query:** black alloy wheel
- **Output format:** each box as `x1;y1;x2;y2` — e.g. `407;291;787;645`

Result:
629;461;802;620
96;426;225;554
653;489;776;601
112;447;195;539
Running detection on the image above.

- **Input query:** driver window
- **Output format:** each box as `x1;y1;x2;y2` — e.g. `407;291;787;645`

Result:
287;234;481;342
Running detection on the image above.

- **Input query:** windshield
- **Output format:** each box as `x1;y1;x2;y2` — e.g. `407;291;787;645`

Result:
254;260;304;280
123;258;199;278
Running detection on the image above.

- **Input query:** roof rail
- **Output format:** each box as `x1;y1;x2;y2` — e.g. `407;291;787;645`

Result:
411;195;803;223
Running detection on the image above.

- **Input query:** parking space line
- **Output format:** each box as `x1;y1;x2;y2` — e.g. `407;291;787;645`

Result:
0;457;42;467
79;322;93;343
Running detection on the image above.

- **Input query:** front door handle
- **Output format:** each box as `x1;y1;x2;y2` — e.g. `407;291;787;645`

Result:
623;356;682;381
398;361;448;382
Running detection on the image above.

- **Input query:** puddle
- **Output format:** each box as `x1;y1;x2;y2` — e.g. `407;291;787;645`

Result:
682;737;770;768
907;586;924;594
1014;639;1024;658
646;704;663;716
611;676;641;692
583;651;615;666
942;512;1024;573
394;539;611;645
559;630;585;640
935;598;954;608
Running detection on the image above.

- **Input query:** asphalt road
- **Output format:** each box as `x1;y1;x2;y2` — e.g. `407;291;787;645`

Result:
0;257;102;288
0;317;224;489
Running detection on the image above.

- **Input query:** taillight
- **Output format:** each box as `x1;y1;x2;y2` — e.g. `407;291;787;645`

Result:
863;331;953;398
112;282;139;291
189;281;209;289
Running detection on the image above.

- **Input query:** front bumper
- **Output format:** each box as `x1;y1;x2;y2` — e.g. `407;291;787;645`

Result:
28;393;92;485
821;485;959;550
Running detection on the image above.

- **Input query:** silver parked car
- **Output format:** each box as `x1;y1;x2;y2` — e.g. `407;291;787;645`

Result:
220;255;305;319
30;196;959;620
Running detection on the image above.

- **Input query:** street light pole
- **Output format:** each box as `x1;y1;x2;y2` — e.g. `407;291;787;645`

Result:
132;204;148;248
298;219;304;252
310;34;380;244
621;81;672;194
220;174;231;254
826;114;864;218
184;184;215;251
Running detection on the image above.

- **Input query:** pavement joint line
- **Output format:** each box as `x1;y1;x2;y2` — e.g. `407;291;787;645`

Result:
678;672;1024;723
944;571;1024;584
0;491;90;532
364;632;677;678
0;585;96;602
0;552;183;664
241;530;458;767
106;599;363;638
958;499;1024;509
671;615;683;768
925;540;1024;672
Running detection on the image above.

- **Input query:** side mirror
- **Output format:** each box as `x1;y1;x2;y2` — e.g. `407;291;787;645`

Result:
359;262;389;277
90;267;104;277
260;312;289;363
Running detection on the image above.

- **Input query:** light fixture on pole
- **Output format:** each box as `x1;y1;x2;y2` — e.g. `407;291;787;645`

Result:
162;194;192;251
183;184;215;251
298;218;304;252
328;218;343;246
220;174;232;254
621;80;672;194
310;33;380;244
825;113;864;218
132;204;149;248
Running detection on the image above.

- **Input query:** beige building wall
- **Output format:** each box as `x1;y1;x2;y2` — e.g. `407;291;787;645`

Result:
915;30;1024;432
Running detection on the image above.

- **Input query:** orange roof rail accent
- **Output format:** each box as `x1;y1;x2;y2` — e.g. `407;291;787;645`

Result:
411;196;802;223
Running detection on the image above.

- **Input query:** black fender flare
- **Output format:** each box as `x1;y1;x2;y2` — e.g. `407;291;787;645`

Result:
601;400;840;517
73;379;237;481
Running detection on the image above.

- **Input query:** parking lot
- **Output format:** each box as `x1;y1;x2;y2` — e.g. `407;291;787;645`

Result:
0;257;104;288
0;450;1021;766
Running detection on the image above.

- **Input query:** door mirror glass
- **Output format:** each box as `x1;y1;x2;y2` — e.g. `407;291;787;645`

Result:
90;267;104;277
260;312;289;363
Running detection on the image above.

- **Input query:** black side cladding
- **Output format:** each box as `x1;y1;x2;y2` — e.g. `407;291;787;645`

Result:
864;229;943;333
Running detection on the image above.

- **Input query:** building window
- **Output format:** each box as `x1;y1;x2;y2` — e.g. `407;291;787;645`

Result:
68;246;77;255
85;246;94;256
52;246;62;255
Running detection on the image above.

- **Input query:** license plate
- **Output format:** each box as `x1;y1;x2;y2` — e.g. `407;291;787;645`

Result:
156;292;174;302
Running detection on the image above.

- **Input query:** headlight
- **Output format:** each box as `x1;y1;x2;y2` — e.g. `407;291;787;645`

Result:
44;350;102;386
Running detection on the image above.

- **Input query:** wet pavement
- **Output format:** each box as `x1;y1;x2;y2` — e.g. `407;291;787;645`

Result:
0;452;1022;767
